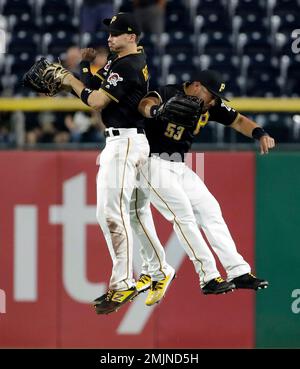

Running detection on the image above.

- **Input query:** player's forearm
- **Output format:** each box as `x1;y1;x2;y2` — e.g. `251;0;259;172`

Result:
64;75;108;111
86;90;111;110
138;97;160;118
65;74;86;98
230;114;262;138
231;113;275;153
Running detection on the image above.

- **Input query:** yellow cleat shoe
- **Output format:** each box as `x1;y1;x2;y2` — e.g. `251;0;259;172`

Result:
145;269;176;306
136;274;151;293
93;287;138;315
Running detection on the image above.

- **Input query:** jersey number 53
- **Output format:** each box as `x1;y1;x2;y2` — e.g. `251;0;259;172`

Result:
164;123;185;141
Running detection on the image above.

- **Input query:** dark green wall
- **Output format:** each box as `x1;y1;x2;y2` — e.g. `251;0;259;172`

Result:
256;152;300;348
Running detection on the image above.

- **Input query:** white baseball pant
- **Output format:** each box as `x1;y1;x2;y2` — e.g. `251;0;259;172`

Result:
96;129;150;291
134;156;250;287
129;185;174;281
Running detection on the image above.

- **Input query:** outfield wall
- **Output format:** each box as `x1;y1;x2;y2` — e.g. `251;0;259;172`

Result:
0;151;299;348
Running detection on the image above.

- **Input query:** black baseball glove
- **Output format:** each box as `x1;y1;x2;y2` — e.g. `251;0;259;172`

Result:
23;57;71;96
155;94;204;127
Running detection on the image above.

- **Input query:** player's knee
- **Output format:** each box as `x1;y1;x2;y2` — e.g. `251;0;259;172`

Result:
174;213;197;225
96;207;119;227
202;208;226;229
207;201;223;219
197;197;222;220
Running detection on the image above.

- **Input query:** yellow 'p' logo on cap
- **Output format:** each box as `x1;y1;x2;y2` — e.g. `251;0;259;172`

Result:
110;16;117;23
128;27;132;31
219;83;225;92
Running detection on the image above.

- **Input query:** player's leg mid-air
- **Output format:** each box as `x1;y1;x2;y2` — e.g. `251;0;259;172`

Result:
130;186;176;307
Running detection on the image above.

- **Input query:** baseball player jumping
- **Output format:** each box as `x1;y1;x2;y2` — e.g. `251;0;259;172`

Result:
77;17;276;306
133;70;274;299
78;50;273;304
24;12;176;315
22;12;275;312
78;56;236;305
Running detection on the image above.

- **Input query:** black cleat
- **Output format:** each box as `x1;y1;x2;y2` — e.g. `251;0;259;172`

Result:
93;287;138;315
202;277;235;295
231;273;269;290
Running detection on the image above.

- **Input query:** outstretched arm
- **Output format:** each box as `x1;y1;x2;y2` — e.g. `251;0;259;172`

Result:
64;74;111;111
230;114;275;154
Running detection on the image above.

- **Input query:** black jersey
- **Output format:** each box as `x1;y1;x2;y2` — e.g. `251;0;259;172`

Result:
144;84;239;160
93;50;149;129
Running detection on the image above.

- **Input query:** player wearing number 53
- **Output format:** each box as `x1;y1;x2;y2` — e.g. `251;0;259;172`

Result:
134;70;275;295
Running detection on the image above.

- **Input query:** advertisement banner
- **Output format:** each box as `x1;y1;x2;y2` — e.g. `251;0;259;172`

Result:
0;152;255;348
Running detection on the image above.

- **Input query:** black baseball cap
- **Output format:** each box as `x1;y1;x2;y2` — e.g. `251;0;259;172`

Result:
103;12;141;36
193;69;229;101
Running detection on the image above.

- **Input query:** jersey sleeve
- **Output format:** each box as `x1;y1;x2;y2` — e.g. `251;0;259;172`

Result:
143;90;162;104
209;101;240;126
92;68;106;88
100;62;137;103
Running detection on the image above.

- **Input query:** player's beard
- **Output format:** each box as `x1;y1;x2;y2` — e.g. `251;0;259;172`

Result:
108;41;124;53
108;43;116;52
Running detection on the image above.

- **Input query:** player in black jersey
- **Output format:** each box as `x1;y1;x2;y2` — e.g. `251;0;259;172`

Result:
135;70;275;293
140;69;275;159
63;12;175;314
77;57;275;299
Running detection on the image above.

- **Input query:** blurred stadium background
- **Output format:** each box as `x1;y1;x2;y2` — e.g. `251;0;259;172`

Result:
0;0;299;349
0;0;299;147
